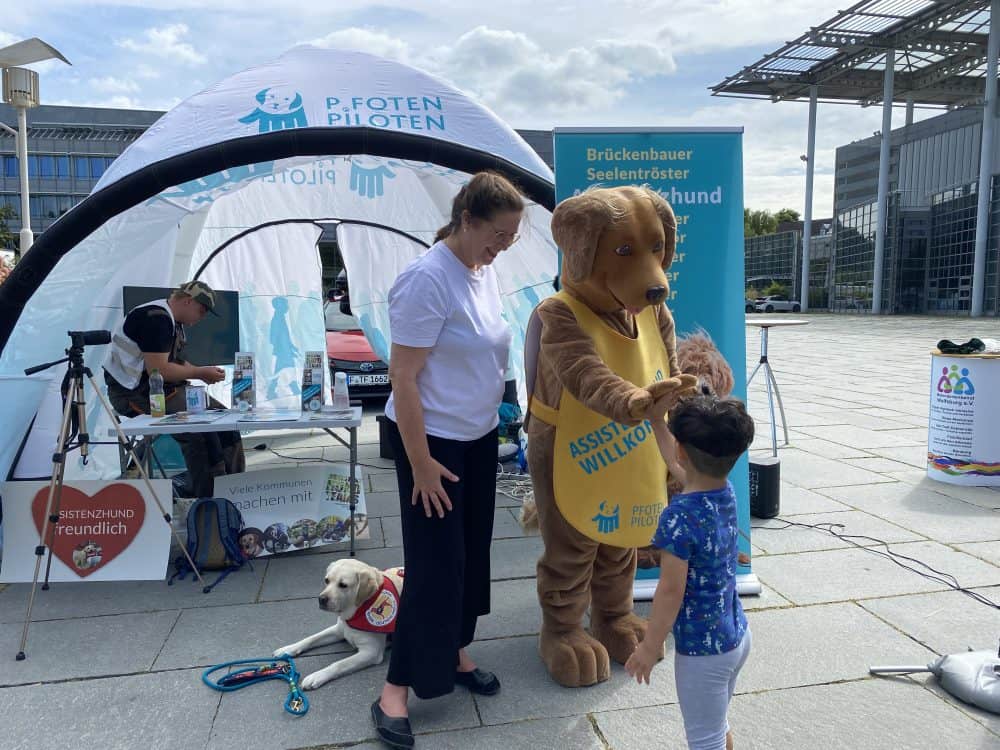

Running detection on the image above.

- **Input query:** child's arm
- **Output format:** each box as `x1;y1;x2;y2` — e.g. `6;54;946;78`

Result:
625;551;688;684
651;418;686;485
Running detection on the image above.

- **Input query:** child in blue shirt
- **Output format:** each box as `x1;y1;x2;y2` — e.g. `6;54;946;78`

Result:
625;394;755;750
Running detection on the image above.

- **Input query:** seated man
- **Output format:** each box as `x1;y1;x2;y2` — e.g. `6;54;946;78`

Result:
103;280;246;497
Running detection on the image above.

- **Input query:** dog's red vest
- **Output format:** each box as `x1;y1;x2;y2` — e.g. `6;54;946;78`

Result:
345;567;404;634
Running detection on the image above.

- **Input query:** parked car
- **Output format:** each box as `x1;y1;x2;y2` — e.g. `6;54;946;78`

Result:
325;275;390;399
754;294;801;313
745;298;757;313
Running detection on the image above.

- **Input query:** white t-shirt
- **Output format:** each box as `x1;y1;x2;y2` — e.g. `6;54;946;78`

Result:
385;242;512;441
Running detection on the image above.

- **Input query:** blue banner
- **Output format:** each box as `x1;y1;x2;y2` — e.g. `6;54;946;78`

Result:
553;128;757;597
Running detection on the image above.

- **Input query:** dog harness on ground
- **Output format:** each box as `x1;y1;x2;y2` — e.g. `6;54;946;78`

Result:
202;655;308;716
345;567;404;634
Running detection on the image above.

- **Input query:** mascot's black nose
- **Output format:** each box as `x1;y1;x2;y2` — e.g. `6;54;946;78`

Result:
646;285;667;303
318;595;328;607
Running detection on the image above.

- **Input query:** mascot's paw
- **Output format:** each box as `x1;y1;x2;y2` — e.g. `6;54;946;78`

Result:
539;627;611;687
519;498;539;531
626;389;654;421
646;375;699;404
592;612;658;665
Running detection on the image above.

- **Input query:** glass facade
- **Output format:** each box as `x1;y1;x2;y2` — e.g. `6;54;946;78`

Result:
831;201;879;312
927;183;977;314
745;230;799;297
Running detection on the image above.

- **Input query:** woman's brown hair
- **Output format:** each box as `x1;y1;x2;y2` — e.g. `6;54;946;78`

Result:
435;171;525;242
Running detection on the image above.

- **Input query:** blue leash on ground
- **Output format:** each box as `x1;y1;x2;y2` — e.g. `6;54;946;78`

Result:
202;655;308;716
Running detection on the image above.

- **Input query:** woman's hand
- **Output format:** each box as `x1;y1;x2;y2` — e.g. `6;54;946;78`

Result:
411;457;459;518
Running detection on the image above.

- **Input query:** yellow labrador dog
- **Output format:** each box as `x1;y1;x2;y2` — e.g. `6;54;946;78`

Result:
274;558;404;690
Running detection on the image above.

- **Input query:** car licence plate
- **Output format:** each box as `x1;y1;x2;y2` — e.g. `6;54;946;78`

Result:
347;374;389;386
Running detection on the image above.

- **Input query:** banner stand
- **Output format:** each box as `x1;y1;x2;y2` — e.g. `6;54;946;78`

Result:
552;127;758;600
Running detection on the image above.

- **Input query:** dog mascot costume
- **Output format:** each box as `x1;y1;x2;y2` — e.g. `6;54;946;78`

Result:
523;186;697;687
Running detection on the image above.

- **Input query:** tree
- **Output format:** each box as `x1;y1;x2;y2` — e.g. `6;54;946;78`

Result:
744;208;777;238
0;205;14;251
774;208;801;224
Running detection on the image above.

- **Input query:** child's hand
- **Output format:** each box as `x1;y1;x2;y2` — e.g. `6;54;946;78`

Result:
624;640;660;685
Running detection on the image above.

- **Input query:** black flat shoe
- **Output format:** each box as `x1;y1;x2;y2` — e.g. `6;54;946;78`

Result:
371;700;414;749
455;667;501;696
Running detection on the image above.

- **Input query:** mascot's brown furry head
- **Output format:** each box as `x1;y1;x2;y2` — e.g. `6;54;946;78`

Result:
553;185;676;315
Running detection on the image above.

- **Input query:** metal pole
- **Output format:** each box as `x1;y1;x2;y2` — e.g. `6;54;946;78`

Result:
905;95;914;127
16;105;32;258
972;0;999;317
873;48;895;314
801;85;818;311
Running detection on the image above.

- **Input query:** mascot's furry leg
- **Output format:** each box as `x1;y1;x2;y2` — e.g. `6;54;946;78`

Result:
529;437;612;687
589;544;661;666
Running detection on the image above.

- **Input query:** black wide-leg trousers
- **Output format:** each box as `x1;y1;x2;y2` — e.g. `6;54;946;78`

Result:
384;418;498;699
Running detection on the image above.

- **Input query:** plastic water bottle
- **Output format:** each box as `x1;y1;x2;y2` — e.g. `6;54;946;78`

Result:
149;369;166;418
333;371;350;412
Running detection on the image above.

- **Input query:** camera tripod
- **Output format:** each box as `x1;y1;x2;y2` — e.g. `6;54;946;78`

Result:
15;330;205;661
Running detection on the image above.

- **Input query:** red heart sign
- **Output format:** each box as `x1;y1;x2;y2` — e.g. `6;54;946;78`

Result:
31;484;146;578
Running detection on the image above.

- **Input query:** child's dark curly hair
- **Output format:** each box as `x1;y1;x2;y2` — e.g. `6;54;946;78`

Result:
667;394;755;478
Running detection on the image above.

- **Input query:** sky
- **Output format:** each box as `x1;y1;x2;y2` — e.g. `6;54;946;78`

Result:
1;0;941;216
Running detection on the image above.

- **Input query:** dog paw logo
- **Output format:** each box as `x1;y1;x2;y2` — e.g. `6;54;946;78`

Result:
239;87;308;132
366;589;399;629
349;160;396;199
592;501;620;535
937;364;975;396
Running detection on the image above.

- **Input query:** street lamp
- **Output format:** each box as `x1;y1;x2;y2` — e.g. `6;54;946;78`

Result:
0;37;71;259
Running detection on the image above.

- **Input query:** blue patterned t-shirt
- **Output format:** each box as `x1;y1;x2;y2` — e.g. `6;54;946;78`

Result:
651;481;747;656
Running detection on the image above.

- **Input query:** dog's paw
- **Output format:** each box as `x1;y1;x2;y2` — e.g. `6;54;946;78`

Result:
300;671;327;691
273;645;298;658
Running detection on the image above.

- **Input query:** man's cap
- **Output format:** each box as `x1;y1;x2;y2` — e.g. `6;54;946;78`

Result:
176;280;219;315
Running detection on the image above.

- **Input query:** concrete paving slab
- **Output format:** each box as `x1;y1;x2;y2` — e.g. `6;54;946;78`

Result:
911;672;1000;737
796;424;922;449
818;481;1000;543
753;541;1000;605
773;483;853;515
596;677;1000;750
956;541;1000;566
470;635;680;725
490;536;545;580
738;603;935;693
775;449;897;489
0;610;179;686
154;597;357;670
0;560;268;624
362;489;402;518
859;586;1000;656
357;715;607;750
751;510;924;554
841;455;922;474
370;472;399;493
475;578;541;640
381;508;526;549
917;478;1000;509
207;653;479;750
0;667;219;750
866;444;929;468
785;436;875;460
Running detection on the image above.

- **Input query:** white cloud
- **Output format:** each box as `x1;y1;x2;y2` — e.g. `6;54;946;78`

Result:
308;27;411;63
89;76;140;94
118;23;206;66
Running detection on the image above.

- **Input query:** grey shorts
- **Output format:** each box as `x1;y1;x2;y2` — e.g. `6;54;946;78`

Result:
674;628;752;750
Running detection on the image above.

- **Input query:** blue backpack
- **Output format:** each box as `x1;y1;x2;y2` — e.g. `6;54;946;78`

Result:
169;497;247;593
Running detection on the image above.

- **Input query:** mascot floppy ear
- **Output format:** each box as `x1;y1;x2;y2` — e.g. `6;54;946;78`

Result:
638;187;678;270
551;189;622;283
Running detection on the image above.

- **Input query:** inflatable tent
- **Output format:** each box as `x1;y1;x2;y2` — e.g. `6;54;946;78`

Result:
0;46;557;481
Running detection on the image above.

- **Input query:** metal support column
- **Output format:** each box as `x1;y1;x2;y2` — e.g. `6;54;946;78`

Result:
872;48;895;314
972;0;1000;317
801;85;818;311
905;95;914;127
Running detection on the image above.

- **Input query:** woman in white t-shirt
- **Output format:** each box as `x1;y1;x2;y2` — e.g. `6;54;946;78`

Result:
372;172;525;749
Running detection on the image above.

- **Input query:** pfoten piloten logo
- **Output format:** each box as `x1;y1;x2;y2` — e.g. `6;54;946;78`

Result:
591;501;620;535
937;363;976;396
239;87;308;132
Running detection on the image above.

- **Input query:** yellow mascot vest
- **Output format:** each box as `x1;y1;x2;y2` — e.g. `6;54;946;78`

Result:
530;291;669;546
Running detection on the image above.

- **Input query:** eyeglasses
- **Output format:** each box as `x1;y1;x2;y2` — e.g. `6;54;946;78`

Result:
487;221;520;247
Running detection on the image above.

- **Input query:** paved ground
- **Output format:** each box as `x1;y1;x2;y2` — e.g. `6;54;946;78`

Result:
1;313;998;749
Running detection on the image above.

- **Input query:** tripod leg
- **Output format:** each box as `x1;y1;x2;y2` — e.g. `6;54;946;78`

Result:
765;363;791;446
747;360;763;387
41;446;69;590
85;374;206;588
17;375;78;660
763;363;778;458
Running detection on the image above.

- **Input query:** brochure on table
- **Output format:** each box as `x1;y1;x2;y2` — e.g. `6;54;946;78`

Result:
213;465;368;558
